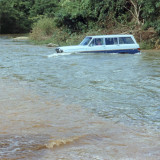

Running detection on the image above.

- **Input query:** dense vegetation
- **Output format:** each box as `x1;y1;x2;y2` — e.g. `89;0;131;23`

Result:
0;0;160;48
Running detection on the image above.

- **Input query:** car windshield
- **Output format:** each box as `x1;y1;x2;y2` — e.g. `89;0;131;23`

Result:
79;37;92;46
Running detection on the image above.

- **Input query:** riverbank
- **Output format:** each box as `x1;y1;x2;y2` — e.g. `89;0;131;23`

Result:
13;36;29;41
1;28;160;50
29;26;160;50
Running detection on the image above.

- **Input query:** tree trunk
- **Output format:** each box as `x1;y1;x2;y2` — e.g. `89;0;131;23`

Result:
125;0;142;25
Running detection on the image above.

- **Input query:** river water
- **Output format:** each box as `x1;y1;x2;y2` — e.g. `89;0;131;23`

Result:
0;36;160;160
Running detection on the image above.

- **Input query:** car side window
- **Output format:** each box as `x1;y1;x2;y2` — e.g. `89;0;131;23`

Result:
119;37;135;44
105;38;118;45
90;38;103;46
95;38;103;45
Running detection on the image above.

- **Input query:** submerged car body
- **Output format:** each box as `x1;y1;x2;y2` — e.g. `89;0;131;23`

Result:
55;34;140;54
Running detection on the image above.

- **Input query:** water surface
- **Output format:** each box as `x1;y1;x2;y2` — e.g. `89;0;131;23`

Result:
0;36;160;159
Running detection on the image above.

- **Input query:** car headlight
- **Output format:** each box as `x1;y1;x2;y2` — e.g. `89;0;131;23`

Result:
55;48;63;53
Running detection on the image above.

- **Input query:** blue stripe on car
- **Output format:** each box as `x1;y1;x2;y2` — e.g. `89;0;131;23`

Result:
79;49;140;54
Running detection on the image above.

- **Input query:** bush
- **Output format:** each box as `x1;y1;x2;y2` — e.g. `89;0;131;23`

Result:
140;40;155;50
30;17;55;41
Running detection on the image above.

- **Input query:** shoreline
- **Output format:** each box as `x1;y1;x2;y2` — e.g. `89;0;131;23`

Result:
141;49;160;52
1;34;160;50
1;35;160;54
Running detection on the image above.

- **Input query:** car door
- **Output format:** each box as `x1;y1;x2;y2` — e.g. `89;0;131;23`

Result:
87;38;106;53
118;37;137;53
104;37;120;53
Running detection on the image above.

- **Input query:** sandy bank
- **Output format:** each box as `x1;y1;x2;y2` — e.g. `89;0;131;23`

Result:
13;36;29;41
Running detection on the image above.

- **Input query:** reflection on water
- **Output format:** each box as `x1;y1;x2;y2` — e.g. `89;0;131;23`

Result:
0;37;160;159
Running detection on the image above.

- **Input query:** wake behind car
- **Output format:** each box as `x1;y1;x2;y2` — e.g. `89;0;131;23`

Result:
55;34;140;54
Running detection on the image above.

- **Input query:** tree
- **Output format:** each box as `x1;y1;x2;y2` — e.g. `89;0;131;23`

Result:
141;0;160;32
0;0;33;33
0;0;59;34
125;0;143;25
29;0;58;18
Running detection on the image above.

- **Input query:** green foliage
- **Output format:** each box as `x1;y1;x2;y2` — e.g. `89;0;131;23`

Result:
155;19;160;34
54;0;131;32
0;0;160;49
0;0;58;34
29;0;58;18
30;17;55;40
0;0;33;33
141;0;160;32
140;40;155;50
54;0;88;33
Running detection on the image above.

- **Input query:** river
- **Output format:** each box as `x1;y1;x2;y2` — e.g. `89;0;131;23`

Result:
0;36;160;160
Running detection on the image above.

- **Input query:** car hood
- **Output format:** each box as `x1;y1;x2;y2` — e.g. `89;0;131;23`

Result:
56;45;87;53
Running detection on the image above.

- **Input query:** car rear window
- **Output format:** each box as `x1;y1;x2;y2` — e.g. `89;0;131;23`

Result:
119;37;135;44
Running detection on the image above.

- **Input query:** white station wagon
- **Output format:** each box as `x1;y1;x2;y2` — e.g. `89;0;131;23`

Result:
55;34;140;54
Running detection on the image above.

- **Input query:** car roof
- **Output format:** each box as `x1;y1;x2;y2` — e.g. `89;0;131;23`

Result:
87;34;134;38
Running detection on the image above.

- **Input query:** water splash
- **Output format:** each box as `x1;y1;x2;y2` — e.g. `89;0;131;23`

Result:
45;135;84;149
47;52;73;58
